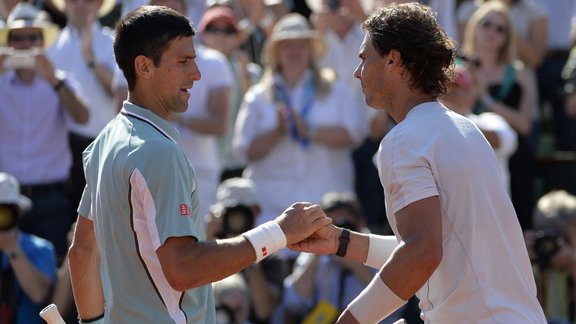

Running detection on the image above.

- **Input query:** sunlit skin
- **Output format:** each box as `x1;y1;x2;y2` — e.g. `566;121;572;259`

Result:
64;0;102;29
128;36;201;121
277;39;313;87
201;20;240;56
474;12;508;56
353;34;389;110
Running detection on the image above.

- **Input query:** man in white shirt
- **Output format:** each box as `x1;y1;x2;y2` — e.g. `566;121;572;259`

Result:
290;3;547;323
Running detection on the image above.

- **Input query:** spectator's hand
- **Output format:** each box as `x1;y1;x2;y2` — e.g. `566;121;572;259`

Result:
288;223;340;255
290;109;312;140
276;103;289;135
204;209;223;240
274;202;332;245
81;13;97;67
0;228;20;253
35;52;58;82
565;93;576;119
309;11;331;33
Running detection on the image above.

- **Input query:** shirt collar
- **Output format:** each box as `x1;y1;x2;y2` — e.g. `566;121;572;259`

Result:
120;101;180;143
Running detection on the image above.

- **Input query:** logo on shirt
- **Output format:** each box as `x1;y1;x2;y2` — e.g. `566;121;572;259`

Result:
262;247;268;257
180;204;191;216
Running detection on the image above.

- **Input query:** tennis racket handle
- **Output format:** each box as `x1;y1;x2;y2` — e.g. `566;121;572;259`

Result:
40;304;66;324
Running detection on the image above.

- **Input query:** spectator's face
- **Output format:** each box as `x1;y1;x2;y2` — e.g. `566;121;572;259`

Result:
201;20;239;55
149;0;186;15
475;12;508;52
65;0;103;27
277;38;312;73
7;28;43;50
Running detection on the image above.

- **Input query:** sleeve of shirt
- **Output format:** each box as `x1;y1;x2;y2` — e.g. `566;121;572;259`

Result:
133;143;204;247
203;49;234;90
233;86;274;160
378;130;439;214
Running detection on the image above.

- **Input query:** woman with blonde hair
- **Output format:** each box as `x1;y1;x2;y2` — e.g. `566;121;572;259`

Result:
460;0;538;230
233;13;365;230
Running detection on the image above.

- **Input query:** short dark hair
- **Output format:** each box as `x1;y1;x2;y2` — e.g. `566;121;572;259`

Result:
113;5;195;91
362;3;456;97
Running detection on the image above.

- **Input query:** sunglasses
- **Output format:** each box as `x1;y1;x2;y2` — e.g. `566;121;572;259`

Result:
204;26;237;35
480;20;506;34
8;33;43;43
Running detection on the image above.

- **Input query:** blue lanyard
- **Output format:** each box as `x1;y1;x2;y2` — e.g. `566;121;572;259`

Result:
273;78;316;147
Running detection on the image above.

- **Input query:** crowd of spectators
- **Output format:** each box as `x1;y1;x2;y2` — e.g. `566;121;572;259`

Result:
1;0;576;322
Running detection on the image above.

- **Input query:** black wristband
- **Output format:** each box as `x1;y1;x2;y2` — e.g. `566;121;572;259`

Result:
79;313;104;323
335;228;350;257
53;79;65;92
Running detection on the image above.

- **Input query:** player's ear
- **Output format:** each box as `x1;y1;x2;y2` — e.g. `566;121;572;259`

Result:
134;55;153;80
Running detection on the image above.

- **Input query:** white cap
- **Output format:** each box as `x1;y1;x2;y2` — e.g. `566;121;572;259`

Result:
216;177;259;208
0;173;31;212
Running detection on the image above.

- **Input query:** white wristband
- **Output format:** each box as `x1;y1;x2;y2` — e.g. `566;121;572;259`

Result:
364;234;399;269
348;275;407;323
243;221;286;263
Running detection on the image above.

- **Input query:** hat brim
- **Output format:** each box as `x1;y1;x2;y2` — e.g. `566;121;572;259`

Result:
0;195;31;212
263;32;326;66
52;0;116;17
0;21;60;48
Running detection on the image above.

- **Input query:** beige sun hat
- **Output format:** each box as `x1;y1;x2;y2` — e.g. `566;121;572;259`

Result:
52;0;116;17
262;13;326;66
0;2;60;48
0;173;32;212
305;0;374;14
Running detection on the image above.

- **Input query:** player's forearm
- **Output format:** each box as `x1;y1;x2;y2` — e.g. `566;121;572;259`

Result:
69;241;104;319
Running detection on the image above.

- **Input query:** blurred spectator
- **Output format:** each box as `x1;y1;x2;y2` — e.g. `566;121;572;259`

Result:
199;5;263;181
206;0;287;65
213;273;252;324
205;177;289;323
460;0;538;230
0;2;89;261
47;0;117;215
440;60;518;192
457;0;548;70
533;0;576;152
233;13;364;230
0;172;57;324
527;190;576;323
118;0;206;27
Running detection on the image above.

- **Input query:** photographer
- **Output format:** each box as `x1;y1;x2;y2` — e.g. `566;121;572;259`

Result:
0;3;88;264
205;177;289;324
0;172;57;324
529;190;576;323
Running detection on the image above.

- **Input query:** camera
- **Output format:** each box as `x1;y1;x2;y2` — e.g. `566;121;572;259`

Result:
216;205;255;239
0;205;19;231
1;49;37;69
533;227;565;269
328;0;340;11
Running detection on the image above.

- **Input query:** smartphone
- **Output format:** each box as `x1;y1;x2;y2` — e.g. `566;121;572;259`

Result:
3;49;36;69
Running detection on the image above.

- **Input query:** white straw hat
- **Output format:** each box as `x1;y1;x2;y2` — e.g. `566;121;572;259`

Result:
263;13;326;66
0;2;60;48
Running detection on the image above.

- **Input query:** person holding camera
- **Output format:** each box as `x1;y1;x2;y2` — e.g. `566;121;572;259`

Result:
0;3;89;263
529;190;576;323
206;177;290;324
0;172;58;324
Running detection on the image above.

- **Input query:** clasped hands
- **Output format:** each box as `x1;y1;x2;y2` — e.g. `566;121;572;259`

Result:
274;202;342;255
